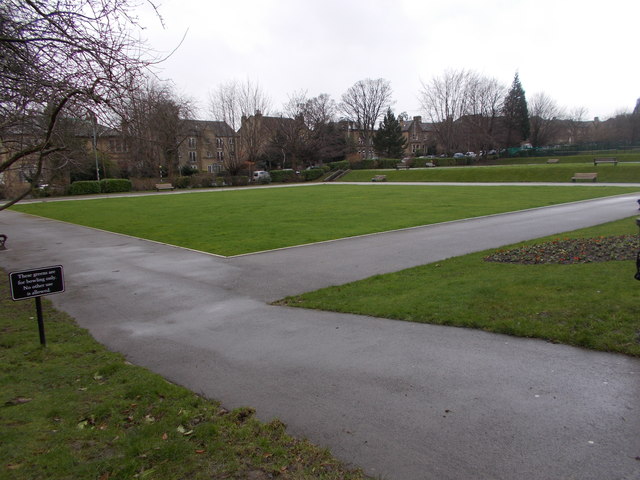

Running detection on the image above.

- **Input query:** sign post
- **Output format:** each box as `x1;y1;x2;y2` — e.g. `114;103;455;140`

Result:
9;266;65;346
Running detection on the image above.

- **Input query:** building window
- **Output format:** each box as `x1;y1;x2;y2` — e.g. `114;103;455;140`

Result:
229;137;234;145
216;138;223;148
188;151;197;163
208;164;222;173
109;138;128;153
216;151;224;161
206;151;213;158
188;137;196;148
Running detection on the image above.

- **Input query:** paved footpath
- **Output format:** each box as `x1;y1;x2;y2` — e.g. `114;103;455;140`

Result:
1;189;640;480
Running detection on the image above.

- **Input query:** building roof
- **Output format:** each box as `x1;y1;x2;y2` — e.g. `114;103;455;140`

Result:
181;119;236;137
401;117;435;133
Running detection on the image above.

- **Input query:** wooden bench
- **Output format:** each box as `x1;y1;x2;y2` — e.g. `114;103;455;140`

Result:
155;183;175;191
546;158;559;164
571;173;598;182
395;164;410;170
371;175;387;182
594;157;617;166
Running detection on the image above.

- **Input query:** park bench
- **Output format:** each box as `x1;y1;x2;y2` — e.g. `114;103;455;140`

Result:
155;183;175;191
546;159;559;164
371;175;387;182
594;157;617;166
571;173;598;182
395;164;410;170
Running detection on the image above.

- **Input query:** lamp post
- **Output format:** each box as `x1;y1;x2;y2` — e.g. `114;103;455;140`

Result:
88;110;100;181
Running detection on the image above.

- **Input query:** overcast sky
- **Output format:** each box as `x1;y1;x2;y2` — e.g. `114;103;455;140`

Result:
139;0;639;121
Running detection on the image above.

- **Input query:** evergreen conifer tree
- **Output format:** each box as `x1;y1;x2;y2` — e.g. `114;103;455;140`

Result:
373;108;407;158
502;73;530;146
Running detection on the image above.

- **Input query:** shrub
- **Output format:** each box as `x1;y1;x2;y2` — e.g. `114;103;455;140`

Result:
269;170;298;183
301;169;325;181
129;177;158;192
376;159;400;169
69;180;101;195
192;173;216;188
174;176;191;189
351;159;376;170
327;160;349;171
99;178;132;193
227;176;249;186
180;165;198;176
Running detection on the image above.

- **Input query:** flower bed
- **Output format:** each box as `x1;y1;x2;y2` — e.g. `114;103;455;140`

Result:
484;235;639;265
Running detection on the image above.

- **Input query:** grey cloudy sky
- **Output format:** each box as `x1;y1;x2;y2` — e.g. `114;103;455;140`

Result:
140;0;639;121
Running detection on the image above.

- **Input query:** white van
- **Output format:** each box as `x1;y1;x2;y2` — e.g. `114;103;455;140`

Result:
252;170;271;182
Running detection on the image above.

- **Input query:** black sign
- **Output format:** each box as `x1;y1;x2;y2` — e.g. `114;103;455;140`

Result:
9;266;65;301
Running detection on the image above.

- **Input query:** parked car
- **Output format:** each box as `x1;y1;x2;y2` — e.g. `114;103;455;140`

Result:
465;152;477;158
252;170;271;182
453;152;465;159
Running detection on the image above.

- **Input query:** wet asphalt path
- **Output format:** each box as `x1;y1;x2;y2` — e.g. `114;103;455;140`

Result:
1;187;639;480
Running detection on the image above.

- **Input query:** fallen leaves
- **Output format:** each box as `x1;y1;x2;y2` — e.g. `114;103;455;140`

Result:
4;397;32;406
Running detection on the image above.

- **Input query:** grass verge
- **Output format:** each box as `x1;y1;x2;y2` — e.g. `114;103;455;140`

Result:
276;217;640;357
11;185;640;256
0;275;367;479
341;163;640;183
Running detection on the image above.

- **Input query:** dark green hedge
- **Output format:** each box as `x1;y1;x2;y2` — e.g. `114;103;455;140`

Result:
376;159;401;169
301;169;325;181
327;158;403;171
100;178;132;193
227;176;249;186
69;181;101;195
269;170;298;182
174;174;216;189
69;179;132;195
327;160;349;171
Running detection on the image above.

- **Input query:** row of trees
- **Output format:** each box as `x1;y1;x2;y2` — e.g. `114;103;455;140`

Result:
420;69;640;154
0;0;161;208
205;78;396;169
2;1;639;208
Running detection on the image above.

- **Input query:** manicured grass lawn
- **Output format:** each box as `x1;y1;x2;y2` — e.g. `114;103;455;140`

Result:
12;184;640;256
277;217;640;357
489;152;640;165
342;163;640;183
0;275;367;480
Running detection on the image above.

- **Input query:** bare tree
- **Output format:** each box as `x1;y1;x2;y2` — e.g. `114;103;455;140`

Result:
564;107;589;144
280;92;346;166
302;94;338;130
208;79;271;171
208;79;271;131
528;92;566;147
461;74;506;154
119;79;195;178
340;79;393;159
420;69;471;154
0;0;159;208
